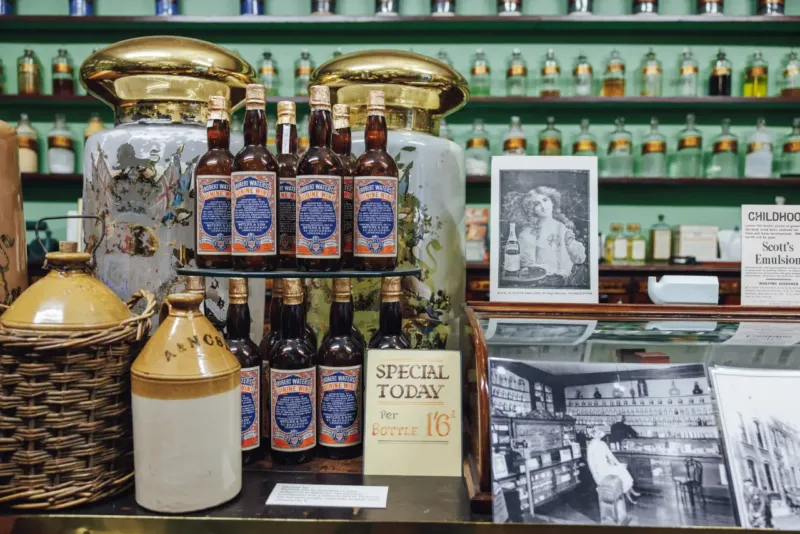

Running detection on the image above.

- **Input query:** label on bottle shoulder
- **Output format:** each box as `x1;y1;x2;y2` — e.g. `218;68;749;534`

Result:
467;137;489;149
503;137;527;152
232;171;278;256
18;63;36;73
573;140;597;154
241;366;260;451
613;238;628;260
197;175;232;255
343;176;354;255
472;64;490;76
678;135;702;151
713;139;739;154
260;65;277;75
295;65;313;77
318;365;362;448
541;65;560;76
785;66;800;78
573;64;592;76
748;142;771;154
280;128;292;154
48;135;73;151
297;175;342;259
279;177;297;256
642;65;661;76
651;229;672;261
784;140;800;154
354;176;398;258
607;137;631;155
53;63;72;74
680;65;699;76
606;63;625;74
18;135;37;152
642;140;666;155
507;65;527;78
538;137;562;154
712;66;731;77
261;359;270;442
747;66;768;78
271;367;316;452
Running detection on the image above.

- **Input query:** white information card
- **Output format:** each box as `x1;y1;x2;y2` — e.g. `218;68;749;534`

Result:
741;204;800;306
266;483;388;509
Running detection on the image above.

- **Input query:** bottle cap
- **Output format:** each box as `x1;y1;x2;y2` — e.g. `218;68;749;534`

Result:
229;277;248;303
309;85;332;111
166;293;204;311
271;278;283;298
59;241;78;253
184;275;205;294
332;278;352;302
245;83;266;109
208;95;228;111
381;277;402;303
627;223;641;232
333;104;350;129
367;90;386;116
283;278;304;305
277;101;296;125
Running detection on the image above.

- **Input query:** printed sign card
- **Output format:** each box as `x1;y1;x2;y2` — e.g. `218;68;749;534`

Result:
363;349;462;477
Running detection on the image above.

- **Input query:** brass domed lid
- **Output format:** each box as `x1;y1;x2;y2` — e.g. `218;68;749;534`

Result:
80;36;255;125
0;242;133;331
311;50;469;135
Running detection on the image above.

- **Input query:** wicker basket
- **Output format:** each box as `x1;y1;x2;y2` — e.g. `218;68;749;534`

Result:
0;289;155;510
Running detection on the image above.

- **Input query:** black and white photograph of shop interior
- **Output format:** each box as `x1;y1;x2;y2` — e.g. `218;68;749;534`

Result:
490;360;736;527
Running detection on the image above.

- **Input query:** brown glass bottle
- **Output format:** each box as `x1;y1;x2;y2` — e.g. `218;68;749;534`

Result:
332;104;356;269
315;278;363;459
225;278;264;465
51;48;74;96
354;91;399;271
296;85;344;272
196;95;233;269
369;277;410;349
232;84;280;272
276;102;299;269
303;280;320;351
259;278;283;446
269;278;317;464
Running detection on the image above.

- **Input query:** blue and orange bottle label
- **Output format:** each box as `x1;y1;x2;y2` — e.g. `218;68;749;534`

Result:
196;175;232;255
271;367;316;451
296;175;342;259
240;366;260;451
354;176;398;258
318;365;362;447
232;171;277;256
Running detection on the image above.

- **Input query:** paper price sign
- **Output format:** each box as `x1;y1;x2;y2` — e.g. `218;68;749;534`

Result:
363;349;462;477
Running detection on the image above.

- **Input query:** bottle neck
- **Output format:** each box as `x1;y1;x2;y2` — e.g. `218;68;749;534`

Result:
226;302;251;339
281;302;306;339
329;301;354;336
276;123;298;155
309;108;332;148
378;301;403;336
244;108;267;146
269;295;282;332
365;114;388;151
332;126;352;155
207;118;230;150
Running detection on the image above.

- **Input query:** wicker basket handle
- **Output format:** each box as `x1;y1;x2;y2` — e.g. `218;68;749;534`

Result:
35;215;106;269
125;290;157;341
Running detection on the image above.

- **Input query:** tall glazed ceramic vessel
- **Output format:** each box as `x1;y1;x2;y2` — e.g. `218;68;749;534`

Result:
80;37;254;326
0;120;27;304
311;51;468;349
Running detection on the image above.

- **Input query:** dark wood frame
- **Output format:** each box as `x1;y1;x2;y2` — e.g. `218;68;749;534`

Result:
463;302;800;512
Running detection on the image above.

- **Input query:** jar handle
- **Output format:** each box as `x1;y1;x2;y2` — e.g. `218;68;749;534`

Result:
35;215;106;269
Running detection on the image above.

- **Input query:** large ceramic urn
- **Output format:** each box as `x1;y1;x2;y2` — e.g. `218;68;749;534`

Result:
79;37;254;326
311;51;468;349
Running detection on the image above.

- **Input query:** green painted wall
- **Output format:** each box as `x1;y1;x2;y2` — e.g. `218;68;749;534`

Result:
2;0;798;242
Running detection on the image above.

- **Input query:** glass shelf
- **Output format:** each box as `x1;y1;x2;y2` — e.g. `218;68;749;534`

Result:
176;265;421;279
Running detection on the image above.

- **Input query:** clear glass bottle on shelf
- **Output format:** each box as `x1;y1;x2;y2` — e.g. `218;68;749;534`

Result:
743;50;769;98
506;48;527;97
602;49;626;97
465;119;491;176
649;214;672;262
697;0;723;14
375;0;399;15
432;0;455;15
540;48;561;97
259;50;279;97
605;118;633;178
604;223;628;264
708;119;739;178
498;0;522;16
471;49;492;97
678;48;699;97
782;51;800;97
573;53;593;96
312;0;335;14
675;114;703;178
572;119;597;156
640;117;667;178
538;117;562;156
745;118;774;178
709;49;732;96
17;48;40;96
758;0;784;15
782;118;800;177
439;118;454;142
52;48;74;96
640;48;662;97
437;48;453;68
16;113;38;174
627;223;646;265
633;0;658;14
503;116;527;155
294;49;314;97
47;114;75;175
569;0;593;14
84;112;105;141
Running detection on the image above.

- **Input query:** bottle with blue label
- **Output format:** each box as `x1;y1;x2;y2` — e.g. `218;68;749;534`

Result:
241;0;263;14
195;96;233;269
156;0;179;15
276;101;298;268
296;85;344;272
354;90;399;271
69;0;93;16
232;84;280;271
0;0;14;15
269;278;317;465
224;278;264;465
315;278;363;459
